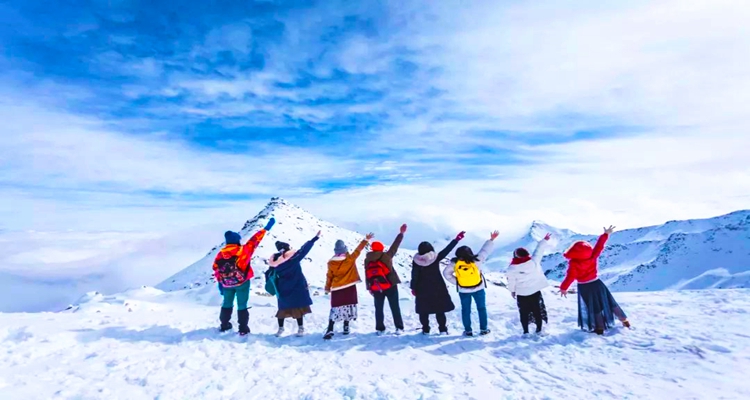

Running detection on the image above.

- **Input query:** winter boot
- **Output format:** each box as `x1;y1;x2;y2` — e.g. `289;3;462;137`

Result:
439;326;449;335
237;309;250;336
622;319;631;329
480;329;491;336
323;331;334;340
219;307;233;332
594;329;604;335
275;327;285;337
394;328;404;336
343;322;350;335
376;330;385;336
296;326;305;337
463;331;474;337
422;326;431;335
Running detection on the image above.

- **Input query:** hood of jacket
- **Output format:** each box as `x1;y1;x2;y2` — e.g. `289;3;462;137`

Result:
269;249;297;267
564;241;593;260
413;251;437;267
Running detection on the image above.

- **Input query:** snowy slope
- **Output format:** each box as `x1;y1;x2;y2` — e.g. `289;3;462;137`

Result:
2;284;749;399
542;210;750;291
158;198;415;294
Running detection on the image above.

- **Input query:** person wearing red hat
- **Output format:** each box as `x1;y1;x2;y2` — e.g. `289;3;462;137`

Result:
363;224;408;335
560;225;631;335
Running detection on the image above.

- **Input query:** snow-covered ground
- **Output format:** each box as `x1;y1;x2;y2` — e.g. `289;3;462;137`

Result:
1;285;749;399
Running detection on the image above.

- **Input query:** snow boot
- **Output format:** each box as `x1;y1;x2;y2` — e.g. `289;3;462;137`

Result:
594;329;605;335
439;326;449;336
422;326;431;335
394;328;404;336
376;330;385;336
323;331;334;340
463;331;474;337
343;323;350;335
275;327;285;337
237;309;250;336
622;319;631;329
296;326;305;337
219;307;233;332
480;329;491;336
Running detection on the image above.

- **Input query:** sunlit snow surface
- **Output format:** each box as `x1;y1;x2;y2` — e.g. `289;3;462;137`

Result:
1;286;748;399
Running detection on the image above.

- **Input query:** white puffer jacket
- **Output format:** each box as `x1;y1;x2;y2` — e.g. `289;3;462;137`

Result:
442;240;495;293
506;240;551;296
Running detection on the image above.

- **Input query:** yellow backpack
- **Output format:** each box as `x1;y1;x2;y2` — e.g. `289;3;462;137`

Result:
454;261;483;288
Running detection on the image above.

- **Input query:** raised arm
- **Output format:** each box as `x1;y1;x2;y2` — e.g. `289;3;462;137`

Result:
241;217;275;258
591;231;610;260
477;240;495;263
531;233;552;264
386;224;407;257
242;229;268;257
437;231;465;260
350;233;373;261
293;232;321;261
437;239;459;261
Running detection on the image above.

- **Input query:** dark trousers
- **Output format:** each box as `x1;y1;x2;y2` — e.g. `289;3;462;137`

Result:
517;291;544;333
373;286;404;331
419;312;447;333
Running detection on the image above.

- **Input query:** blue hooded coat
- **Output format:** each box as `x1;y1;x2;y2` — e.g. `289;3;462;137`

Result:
268;236;319;310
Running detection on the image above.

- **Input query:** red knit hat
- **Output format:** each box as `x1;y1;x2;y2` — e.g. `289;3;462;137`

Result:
371;241;385;252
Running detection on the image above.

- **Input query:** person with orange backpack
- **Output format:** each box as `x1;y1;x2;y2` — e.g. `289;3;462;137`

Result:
363;224;407;335
443;231;499;336
410;231;465;335
214;217;275;335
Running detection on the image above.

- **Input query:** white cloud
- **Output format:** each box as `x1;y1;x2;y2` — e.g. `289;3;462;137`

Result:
0;97;356;199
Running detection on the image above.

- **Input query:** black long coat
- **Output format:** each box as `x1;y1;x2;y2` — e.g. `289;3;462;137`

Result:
410;239;459;315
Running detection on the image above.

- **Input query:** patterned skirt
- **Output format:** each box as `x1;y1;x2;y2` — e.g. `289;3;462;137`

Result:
329;285;358;322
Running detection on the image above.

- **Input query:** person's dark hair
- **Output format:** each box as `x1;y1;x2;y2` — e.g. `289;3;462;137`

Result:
514;248;530;258
452;245;479;263
417;242;435;255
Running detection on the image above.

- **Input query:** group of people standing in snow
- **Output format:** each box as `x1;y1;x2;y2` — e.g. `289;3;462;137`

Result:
212;217;631;339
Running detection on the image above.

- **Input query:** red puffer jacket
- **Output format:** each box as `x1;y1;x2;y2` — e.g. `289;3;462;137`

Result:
560;233;609;291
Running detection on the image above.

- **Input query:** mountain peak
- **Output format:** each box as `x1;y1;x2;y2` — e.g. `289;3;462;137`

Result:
159;198;415;292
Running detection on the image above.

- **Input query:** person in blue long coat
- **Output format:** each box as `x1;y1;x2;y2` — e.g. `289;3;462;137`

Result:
268;231;320;337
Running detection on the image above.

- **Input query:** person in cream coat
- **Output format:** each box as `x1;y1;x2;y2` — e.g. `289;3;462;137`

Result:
506;233;552;335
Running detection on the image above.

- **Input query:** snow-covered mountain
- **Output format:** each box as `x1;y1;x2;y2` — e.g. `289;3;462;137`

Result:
541;210;750;291
158;198;415;294
495;221;590;258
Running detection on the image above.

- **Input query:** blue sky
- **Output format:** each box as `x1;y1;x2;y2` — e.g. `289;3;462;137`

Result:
1;0;749;235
